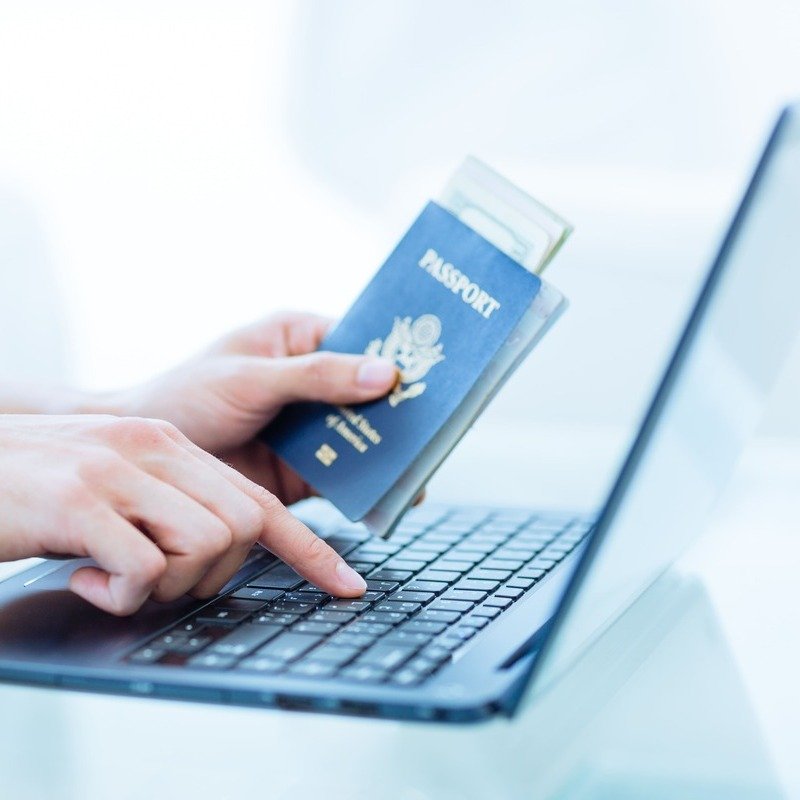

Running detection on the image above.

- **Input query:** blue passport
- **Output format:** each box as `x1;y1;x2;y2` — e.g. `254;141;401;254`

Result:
263;201;541;521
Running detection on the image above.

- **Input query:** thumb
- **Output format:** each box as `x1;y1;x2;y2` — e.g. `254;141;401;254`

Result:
252;352;398;406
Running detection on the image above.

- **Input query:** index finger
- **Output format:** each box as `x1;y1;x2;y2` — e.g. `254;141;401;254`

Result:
174;435;366;597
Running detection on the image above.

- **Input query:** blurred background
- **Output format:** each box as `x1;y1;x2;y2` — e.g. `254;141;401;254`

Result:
1;0;799;511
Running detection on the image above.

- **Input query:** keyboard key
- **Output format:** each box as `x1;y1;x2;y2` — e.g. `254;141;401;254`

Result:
357;644;417;671
360;611;408;626
483;596;513;609
390;669;425;686
506;577;536;589
129;646;165;664
210;624;282;657
248;572;303;591
469;568;513;581
402;620;448;635
418;644;452;664
292;621;339;635
264;600;318;615
404;541;450;554
453;579;499;593
365;580;400;594
471;605;502;619
187;653;237;669
441;588;488;603
417;609;461;624
175;620;204;634
389;590;436;604
429;599;474;613
517;568;547;580
327;632;375;649
347;549;391;566
171;636;213;655
383;559;427;573
253;612;298;627
494;586;524;600
381;630;435;647
237;656;285;674
324;599;371;613
483;557;525;570
288;661;338;678
231;587;283;602
451;541;495;555
307;610;357;624
256;632;324;662
403;656;440;676
440;552;483;565
347;561;382;575
196;608;251;626
345;622;392;637
391;551;437;564
367;569;414;583
361;591;386;602
443;626;477;643
431;560;473;573
283;590;326;604
488;550;528;570
528;558;557;570
350;541;401;556
494;548;537;561
459;615;490;629
213;597;271;612
321;535;361;556
373;602;422;615
307;644;360;667
423;531;464;544
152;633;187;649
404;580;448;594
417;570;461;584
339;665;388;683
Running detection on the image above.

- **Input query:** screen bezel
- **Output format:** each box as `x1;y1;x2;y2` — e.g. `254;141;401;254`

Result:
514;106;794;707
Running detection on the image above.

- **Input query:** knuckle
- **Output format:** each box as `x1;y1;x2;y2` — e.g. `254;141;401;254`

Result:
76;449;128;485
134;547;168;586
204;519;234;553
53;475;94;511
102;417;175;450
233;500;266;543
252;484;282;515
268;308;301;327
303;353;338;393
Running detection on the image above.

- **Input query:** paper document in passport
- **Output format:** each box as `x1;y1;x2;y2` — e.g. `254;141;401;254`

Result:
264;201;542;521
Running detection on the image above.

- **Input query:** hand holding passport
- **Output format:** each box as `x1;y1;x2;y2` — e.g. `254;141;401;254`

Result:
264;159;572;537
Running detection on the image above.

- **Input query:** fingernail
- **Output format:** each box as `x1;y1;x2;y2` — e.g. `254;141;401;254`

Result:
335;560;367;593
357;358;397;389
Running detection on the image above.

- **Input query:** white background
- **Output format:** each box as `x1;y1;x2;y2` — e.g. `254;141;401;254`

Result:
2;2;799;505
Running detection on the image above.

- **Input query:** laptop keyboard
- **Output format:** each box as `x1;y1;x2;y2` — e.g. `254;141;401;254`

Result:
128;507;591;687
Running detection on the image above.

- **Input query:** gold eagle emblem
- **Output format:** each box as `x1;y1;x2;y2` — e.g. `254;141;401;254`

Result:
365;314;445;406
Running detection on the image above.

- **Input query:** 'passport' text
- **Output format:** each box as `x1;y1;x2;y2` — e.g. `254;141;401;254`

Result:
418;248;501;319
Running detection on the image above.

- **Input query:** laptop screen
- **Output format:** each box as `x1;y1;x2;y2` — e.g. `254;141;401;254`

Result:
527;106;800;694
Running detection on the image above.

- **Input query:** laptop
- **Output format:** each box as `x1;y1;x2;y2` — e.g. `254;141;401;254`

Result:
1;105;798;723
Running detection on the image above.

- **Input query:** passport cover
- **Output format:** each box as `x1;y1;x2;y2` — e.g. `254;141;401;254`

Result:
263;201;542;520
